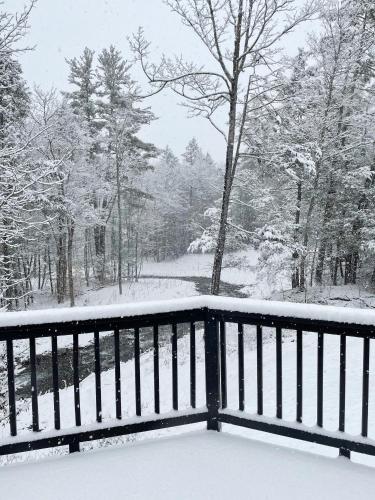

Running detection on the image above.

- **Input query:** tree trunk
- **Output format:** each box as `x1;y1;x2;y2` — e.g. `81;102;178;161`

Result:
116;159;123;295
315;179;336;285
292;181;302;289
84;228;90;287
56;218;67;304
47;245;54;294
211;89;237;295
67;220;75;307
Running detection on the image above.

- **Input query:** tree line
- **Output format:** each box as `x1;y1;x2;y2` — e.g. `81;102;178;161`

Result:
140;0;375;294
1;1;375;312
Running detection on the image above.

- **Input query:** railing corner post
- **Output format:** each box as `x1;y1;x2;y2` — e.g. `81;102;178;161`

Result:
204;309;221;432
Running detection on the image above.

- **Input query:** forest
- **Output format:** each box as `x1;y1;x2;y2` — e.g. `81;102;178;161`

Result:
1;0;375;311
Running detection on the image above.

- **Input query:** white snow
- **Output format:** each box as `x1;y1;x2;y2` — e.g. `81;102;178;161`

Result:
31;278;197;311
0;296;204;328
142;249;261;287
1;430;375;500
2;294;375;329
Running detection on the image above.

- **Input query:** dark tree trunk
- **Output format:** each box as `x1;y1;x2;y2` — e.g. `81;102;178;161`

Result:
116;159;123;295
315;180;336;285
84;228;90;287
67;220;75;307
292;181;302;289
211;86;238;295
56;219;67;304
47;245;54;295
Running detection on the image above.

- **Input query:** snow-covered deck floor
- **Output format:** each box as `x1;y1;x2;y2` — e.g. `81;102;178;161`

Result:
1;431;375;500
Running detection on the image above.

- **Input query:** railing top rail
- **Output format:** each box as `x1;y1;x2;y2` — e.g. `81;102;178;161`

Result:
0;297;206;330
0;295;375;332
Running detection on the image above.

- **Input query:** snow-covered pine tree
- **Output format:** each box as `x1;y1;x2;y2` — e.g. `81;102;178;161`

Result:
96;45;156;292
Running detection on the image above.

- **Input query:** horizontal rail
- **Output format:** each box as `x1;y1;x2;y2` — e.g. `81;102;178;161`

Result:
212;310;375;338
0;412;208;456
1;295;375;337
0;309;206;340
219;412;375;457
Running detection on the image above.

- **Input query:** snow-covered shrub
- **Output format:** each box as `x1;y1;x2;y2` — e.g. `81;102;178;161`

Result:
188;208;248;254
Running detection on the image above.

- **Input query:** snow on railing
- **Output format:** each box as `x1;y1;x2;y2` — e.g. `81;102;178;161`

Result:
1;295;375;328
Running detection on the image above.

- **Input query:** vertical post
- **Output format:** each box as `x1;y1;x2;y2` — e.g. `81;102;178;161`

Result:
29;337;40;432
51;334;61;430
317;332;324;428
153;325;160;414
204;311;221;431
339;334;350;459
114;327;122;419
362;336;370;437
190;322;196;409
276;327;283;419
134;327;141;416
94;330;102;423
220;320;227;409
296;329;303;423
172;323;178;411
7;339;17;437
73;333;81;427
256;325;263;415
238;323;245;411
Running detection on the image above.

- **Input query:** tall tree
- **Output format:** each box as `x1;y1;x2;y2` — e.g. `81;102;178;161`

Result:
132;0;316;294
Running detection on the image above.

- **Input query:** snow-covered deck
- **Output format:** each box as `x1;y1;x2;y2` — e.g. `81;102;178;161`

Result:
1;431;374;500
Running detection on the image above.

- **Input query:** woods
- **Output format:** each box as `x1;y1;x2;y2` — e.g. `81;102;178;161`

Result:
1;0;375;310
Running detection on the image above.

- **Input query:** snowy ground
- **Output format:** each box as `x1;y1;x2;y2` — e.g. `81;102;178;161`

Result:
29;249;375;310
142;250;260;285
273;283;375;309
142;248;275;295
29;249;270;311
31;277;197;310
1;430;375;500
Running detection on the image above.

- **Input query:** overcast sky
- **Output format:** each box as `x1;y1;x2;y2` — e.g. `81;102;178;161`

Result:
7;0;311;162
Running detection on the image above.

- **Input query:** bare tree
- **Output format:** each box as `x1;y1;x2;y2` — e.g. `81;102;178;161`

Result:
131;0;316;294
0;0;36;57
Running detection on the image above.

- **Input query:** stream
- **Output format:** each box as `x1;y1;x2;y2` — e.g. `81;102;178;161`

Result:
14;275;246;399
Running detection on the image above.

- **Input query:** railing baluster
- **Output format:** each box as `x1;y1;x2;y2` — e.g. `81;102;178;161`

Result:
256;325;263;415
220;320;227;409
114;327;122;419
51;334;60;430
73;333;81;427
296;329;303;423
134;327;141;416
362;336;370;437
172;323;178;411
153;324;160;414
276;326;282;419
7;339;17;436
339;334;350;458
94;330;102;423
238;323;245;411
29;337;39;432
317;332;324;427
339;334;346;432
190;322;196;409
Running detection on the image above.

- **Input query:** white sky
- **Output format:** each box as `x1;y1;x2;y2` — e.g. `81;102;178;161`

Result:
6;0;312;162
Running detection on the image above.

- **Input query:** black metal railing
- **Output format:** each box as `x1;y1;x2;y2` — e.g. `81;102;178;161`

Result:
1;298;375;460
